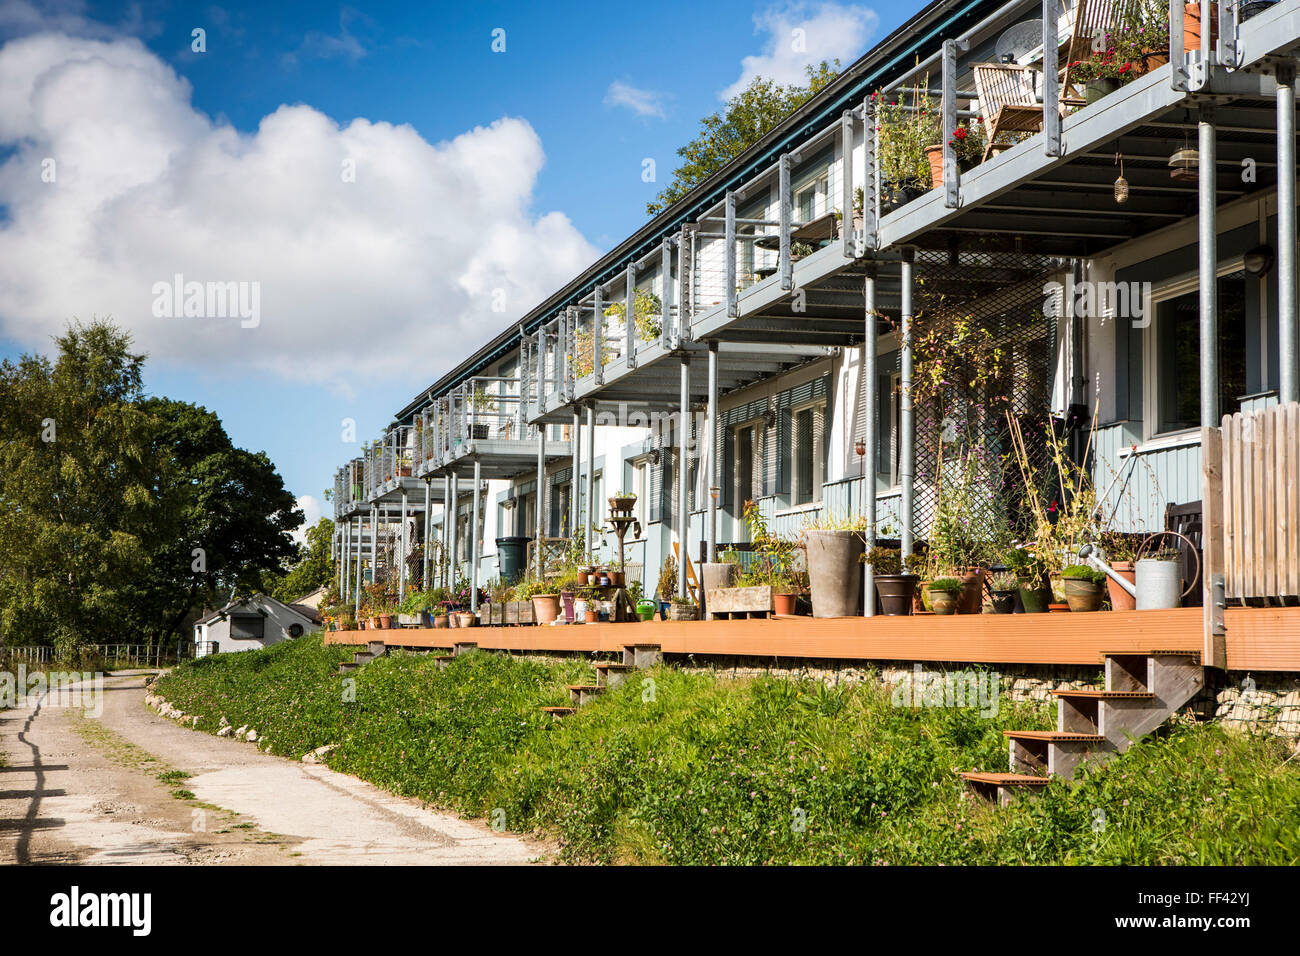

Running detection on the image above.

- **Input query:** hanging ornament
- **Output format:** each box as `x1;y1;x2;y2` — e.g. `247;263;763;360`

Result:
1114;151;1129;204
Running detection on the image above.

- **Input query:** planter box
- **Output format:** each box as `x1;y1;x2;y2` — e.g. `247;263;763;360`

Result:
488;603;504;625
504;601;519;625
705;585;774;620
396;613;424;627
505;600;536;625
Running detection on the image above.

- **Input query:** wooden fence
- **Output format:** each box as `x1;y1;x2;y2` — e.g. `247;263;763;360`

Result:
1202;401;1300;667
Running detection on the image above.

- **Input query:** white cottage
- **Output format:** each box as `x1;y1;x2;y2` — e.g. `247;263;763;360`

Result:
192;594;319;657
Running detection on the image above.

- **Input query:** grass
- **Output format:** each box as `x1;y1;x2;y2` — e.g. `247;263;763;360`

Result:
154;635;1300;865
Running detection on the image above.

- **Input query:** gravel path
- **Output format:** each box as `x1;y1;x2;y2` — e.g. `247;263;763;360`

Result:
0;670;550;865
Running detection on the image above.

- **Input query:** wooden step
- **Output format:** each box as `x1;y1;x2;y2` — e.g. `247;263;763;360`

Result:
1003;730;1105;742
1052;689;1155;700
1100;649;1200;661
541;706;575;717
594;661;632;689
959;772;1052;806
567;684;604;706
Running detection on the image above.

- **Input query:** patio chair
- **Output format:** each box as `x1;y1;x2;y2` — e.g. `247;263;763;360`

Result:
972;63;1046;161
1058;0;1129;101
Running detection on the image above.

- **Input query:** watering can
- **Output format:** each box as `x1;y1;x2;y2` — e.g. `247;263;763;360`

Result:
1080;532;1199;610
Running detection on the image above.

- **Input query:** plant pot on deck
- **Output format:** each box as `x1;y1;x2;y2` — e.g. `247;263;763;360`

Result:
927;587;960;615
1063;577;1105;612
990;588;1017;614
1107;560;1137;611
925;145;945;188
668;602;699;621
873;574;918;616
532;594;561;625
805;529;865;618
773;592;798;616
1018;583;1052;614
956;567;986;614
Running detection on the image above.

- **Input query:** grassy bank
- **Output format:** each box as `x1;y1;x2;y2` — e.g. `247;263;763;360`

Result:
154;636;1300;864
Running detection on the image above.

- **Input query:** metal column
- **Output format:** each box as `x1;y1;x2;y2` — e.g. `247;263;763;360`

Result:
678;353;691;598
369;505;378;596
863;267;878;616
471;458;481;612
706;342;718;564
421;478;431;589
585;405;596;557
448;474;458;588
442;474;451;587
572;409;582;539
342;518;350;604
353;515;362;611
1199;106;1219;427
1279;64;1299;404
900;251;915;557
536;424;546;580
398;486;408;600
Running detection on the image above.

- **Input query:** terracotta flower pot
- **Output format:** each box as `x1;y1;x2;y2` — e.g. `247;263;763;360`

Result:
1184;3;1218;52
378;614;393;630
532;593;561;625
433;615;449;629
928;588;960;615
957;567;986;614
577;570;589;586
455;611;475;628
773;592;798;616
1049;603;1072;613
585;610;598;623
1107;560;1137;611
925;145;945;187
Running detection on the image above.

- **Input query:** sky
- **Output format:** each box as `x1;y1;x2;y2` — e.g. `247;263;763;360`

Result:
0;0;905;539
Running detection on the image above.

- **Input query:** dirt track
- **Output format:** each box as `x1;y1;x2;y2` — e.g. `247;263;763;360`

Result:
0;671;550;865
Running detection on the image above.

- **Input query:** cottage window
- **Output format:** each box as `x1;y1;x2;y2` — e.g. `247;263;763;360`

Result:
229;614;264;641
1153;270;1249;435
791;400;827;506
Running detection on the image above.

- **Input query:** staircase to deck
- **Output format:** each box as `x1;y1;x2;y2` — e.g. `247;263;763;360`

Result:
960;650;1205;805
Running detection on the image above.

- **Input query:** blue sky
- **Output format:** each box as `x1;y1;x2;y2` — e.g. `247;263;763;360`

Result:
0;0;906;531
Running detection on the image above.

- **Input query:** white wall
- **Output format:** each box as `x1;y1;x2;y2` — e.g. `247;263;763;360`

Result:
194;596;317;657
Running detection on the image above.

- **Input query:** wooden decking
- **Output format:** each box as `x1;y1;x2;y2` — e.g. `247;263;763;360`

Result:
325;606;1300;671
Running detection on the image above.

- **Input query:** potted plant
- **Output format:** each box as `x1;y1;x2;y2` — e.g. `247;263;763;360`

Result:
608;491;637;514
467;387;496;439
802;514;867;618
1007;545;1051;613
1062;565;1107;612
668;596;698;621
989;571;1018;614
790;240;816;262
865;546;918;616
874;86;936;202
603;289;663;342
656;554;678;619
926;577;963;615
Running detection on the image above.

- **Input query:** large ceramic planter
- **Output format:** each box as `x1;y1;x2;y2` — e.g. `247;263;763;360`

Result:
669;603;699;621
874;574;918;616
532;594;561;625
1107;560;1137;611
1063;577;1105;612
928;588;960;615
805;529;865;618
433;614;449;629
1018;584;1051;614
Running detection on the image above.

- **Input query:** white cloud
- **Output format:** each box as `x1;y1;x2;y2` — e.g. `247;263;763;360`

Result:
0;29;599;386
603;80;669;119
721;2;880;100
292;494;323;547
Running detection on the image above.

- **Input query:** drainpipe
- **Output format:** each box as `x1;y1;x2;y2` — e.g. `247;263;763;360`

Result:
900;250;915;557
679;353;691;599
1199;105;1219;428
471;458;481;612
863;267;878;616
1279;63;1298;404
707;342;718;564
369;505;378;596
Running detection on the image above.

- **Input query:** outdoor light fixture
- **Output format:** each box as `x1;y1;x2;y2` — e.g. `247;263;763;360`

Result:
1169;141;1199;183
1244;244;1276;277
710;485;720;501
1114;152;1129;204
647;448;660;465
763;408;777;429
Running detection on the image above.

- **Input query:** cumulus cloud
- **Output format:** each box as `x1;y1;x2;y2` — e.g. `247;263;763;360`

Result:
292;494;323;547
603;80;669;119
0;29;599;386
721;1;879;100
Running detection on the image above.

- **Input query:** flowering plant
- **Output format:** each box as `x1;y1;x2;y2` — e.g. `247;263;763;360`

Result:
873;83;940;189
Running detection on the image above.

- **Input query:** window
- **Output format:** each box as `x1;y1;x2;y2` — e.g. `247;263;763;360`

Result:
229;613;264;641
1152;270;1249;435
795;173;828;223
791;401;826;506
631;458;649;528
733;420;763;510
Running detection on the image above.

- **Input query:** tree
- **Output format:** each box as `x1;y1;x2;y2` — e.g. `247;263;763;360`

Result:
647;61;841;215
0;321;303;651
269;517;336;604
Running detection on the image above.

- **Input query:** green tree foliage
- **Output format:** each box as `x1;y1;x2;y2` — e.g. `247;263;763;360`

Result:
646;61;841;216
0;321;302;650
269;517;336;604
